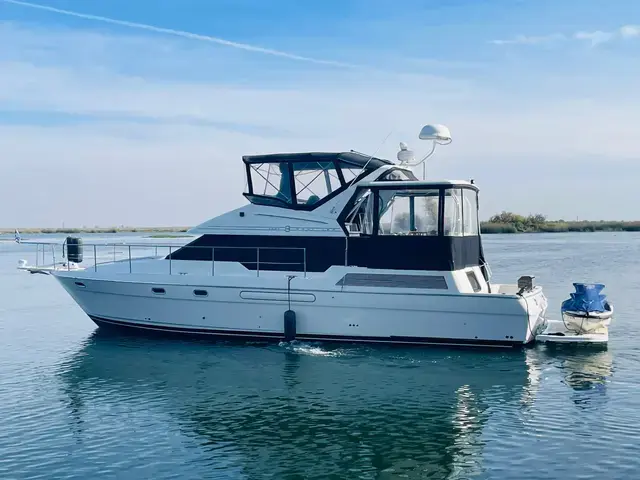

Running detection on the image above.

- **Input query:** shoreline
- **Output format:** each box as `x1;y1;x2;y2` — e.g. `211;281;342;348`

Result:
480;221;640;234
2;224;640;235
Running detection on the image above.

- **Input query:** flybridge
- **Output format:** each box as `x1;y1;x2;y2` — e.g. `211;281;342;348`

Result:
242;151;399;211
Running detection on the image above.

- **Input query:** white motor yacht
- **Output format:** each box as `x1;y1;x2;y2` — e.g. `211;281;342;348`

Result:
17;124;612;347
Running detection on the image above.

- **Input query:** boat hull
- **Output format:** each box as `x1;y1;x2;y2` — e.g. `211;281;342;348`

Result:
53;267;547;348
88;315;523;347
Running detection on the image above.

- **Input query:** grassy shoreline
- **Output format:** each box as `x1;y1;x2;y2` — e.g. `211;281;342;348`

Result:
481;212;640;234
3;219;640;236
481;222;640;234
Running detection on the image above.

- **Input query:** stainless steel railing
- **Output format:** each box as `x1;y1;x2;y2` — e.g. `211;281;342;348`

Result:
23;241;307;277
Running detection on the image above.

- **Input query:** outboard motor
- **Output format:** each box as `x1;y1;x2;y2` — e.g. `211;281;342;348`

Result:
65;237;83;263
561;283;613;334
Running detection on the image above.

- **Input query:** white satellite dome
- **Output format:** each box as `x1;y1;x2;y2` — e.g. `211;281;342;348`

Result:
418;124;452;143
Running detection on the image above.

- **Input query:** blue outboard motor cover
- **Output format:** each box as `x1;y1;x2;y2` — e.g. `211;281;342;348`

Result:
561;283;608;313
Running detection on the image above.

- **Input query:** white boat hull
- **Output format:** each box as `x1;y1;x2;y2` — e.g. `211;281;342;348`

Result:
52;259;547;348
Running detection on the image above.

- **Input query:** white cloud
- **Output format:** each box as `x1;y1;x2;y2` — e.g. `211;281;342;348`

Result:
492;24;640;47
490;33;566;46
573;30;615;46
620;25;640;38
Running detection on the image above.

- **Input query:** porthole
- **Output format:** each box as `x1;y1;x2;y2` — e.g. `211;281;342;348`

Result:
152;287;166;295
194;289;208;297
74;281;86;288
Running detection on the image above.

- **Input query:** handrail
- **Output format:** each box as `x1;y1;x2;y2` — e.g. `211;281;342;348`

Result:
20;241;307;278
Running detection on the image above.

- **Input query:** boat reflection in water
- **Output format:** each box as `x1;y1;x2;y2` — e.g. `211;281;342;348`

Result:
538;344;613;410
58;331;546;478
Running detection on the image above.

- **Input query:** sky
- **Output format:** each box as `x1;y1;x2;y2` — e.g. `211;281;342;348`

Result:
1;0;640;227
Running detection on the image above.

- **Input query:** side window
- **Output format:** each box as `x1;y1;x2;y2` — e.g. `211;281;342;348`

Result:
340;167;362;184
344;189;375;235
248;163;292;204
443;189;463;236
462;189;479;236
377;190;439;236
293;162;342;206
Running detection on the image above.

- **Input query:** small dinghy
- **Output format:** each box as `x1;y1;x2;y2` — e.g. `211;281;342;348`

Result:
536;283;612;344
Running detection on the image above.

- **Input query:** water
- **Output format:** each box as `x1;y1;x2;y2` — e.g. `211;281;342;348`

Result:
1;232;638;479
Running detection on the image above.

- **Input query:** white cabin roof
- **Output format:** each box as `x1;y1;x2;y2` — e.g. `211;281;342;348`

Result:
360;179;477;189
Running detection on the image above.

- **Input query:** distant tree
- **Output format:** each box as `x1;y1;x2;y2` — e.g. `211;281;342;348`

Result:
488;211;526;224
526;214;547;226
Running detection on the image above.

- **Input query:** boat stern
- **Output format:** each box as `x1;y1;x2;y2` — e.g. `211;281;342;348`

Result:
518;286;549;344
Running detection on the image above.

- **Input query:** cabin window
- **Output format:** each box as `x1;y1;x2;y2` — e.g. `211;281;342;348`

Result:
247;162;293;206
340;167;362;184
344;188;376;235
378;189;439;236
293;162;342;206
443;189;464;236
462;189;479;236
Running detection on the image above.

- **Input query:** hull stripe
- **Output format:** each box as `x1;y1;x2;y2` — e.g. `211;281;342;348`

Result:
89;315;521;348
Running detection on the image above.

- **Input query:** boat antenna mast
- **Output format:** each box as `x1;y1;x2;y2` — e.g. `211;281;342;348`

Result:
396;124;452;180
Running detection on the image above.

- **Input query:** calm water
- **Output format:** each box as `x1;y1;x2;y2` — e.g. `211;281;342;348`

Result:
1;232;639;479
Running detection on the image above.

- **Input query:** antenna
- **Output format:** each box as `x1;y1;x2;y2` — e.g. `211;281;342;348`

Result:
348;130;394;187
396;124;452;180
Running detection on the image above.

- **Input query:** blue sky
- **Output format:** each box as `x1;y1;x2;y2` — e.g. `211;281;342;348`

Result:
1;0;640;227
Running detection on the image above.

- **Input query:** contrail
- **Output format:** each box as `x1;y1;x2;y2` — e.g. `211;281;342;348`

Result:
1;0;356;67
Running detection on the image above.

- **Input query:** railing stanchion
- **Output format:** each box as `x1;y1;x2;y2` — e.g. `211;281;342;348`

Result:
94;244;97;272
52;245;56;267
42;244;45;266
256;248;260;277
169;246;172;275
303;248;307;278
128;245;132;273
211;247;215;276
35;245;39;267
113;245;116;264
